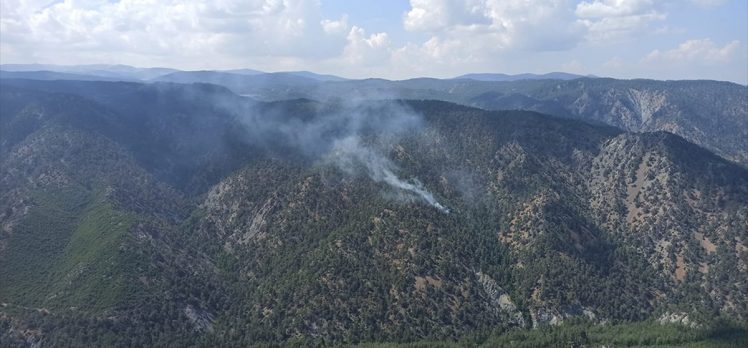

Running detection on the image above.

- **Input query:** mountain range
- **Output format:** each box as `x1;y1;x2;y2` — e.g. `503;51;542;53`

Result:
0;70;747;347
0;64;587;82
453;72;590;81
3;65;744;167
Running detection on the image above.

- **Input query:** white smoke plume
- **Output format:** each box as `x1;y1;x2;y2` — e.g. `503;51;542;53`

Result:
329;136;449;214
225;92;448;213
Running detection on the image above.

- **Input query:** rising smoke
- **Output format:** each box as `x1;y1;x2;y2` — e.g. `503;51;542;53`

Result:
328;136;450;213
229;95;450;213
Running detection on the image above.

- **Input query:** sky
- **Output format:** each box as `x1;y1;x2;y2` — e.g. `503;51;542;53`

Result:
1;0;746;83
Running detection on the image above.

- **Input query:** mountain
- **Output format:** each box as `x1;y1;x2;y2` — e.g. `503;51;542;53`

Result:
0;64;178;80
0;70;128;82
7;68;743;169
0;79;260;193
190;102;747;344
223;68;347;81
221;68;265;75
210;77;748;167
0;64;347;83
151;71;320;96
0;80;262;346
1;78;746;346
454;72;588;81
464;78;748;166
284;70;348;81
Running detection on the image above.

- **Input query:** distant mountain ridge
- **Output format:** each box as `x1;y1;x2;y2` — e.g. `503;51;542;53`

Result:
152;75;743;167
0;64;349;83
2;66;745;167
0;70;130;82
1;64;591;82
454;72;591;81
0;63;178;80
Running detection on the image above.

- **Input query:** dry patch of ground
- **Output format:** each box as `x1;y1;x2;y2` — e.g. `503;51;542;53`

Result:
414;276;443;293
693;232;717;254
675;254;686;282
626;154;650;224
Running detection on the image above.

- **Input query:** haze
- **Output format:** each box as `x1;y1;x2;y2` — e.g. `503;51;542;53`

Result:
1;0;746;83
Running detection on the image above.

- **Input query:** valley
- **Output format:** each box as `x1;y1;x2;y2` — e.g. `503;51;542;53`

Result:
1;77;746;346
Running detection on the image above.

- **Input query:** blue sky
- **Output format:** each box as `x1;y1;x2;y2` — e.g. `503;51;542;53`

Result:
1;0;746;83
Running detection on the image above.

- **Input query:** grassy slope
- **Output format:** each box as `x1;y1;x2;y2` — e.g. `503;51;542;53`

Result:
0;186;134;312
348;321;748;348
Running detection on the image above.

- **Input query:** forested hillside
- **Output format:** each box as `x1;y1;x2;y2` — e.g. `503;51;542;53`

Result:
1;79;746;347
148;76;747;167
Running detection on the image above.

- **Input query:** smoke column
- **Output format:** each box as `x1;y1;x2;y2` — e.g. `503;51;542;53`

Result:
229;95;448;213
330;136;449;214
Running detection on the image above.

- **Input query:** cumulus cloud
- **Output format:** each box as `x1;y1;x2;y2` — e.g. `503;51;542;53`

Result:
576;0;654;17
403;0;490;32
0;0;350;68
321;15;349;35
645;39;741;63
575;0;666;42
342;26;392;65
398;0;585;72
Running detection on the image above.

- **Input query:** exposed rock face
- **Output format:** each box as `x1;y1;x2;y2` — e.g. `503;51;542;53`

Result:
476;272;526;327
184;305;215;333
627;89;667;126
658;312;698;328
531;305;598;328
503;81;748;166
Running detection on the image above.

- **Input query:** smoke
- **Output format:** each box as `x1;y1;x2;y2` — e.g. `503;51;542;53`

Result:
225;94;449;213
328;136;449;213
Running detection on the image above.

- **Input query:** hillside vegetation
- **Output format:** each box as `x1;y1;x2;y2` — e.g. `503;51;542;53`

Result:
0;79;746;347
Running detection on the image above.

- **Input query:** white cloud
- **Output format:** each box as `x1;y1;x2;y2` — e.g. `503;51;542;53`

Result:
645;39;740;63
690;0;729;8
1;0;744;83
342;26;392;65
376;0;597;79
403;0;490;32
575;0;665;42
399;0;584;69
0;0;350;69
576;0;654;17
321;15;349;35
